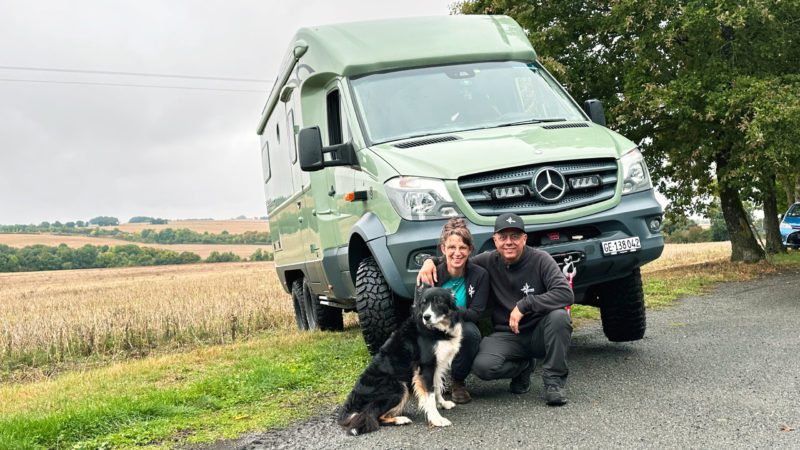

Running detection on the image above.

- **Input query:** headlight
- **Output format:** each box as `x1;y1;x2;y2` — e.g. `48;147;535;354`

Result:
384;177;462;221
780;222;791;230
621;148;653;195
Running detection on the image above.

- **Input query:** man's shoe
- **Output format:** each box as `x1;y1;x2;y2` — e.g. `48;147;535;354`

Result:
544;384;567;406
451;380;472;404
509;360;533;395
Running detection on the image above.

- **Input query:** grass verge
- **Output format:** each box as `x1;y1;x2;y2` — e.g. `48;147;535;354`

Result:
0;329;369;449
3;252;799;449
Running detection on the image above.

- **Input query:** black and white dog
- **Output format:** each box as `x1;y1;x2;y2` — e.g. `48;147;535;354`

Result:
338;286;463;436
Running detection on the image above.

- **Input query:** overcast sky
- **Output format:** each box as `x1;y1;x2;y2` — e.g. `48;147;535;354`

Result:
0;0;454;224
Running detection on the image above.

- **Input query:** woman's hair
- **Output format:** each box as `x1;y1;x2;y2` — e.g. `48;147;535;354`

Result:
440;218;474;250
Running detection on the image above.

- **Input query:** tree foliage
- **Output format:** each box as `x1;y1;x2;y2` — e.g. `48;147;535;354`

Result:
457;0;800;261
249;248;274;261
0;244;201;272
0;223;270;245
0;244;274;273
128;216;168;224
89;216;119;226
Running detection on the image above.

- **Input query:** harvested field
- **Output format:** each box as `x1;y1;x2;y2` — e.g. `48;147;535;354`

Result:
0;262;291;377
0;233;271;259
642;241;731;273
100;219;269;234
0;241;731;379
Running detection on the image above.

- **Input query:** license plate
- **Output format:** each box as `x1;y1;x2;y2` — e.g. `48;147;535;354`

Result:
602;237;641;255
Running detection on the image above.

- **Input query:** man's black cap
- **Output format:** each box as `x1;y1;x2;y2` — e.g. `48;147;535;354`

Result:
494;213;525;233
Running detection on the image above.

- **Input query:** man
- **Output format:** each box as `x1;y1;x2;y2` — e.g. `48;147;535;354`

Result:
417;213;573;406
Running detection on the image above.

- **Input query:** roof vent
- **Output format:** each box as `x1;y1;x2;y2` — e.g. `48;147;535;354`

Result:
393;136;460;148
542;122;591;130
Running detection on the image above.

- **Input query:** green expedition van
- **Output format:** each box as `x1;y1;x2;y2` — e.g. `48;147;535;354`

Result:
257;15;664;354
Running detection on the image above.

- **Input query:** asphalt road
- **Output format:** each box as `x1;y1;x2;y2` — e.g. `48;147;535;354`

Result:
215;270;800;449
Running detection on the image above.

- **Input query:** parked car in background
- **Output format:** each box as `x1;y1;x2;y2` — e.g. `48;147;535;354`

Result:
780;202;800;249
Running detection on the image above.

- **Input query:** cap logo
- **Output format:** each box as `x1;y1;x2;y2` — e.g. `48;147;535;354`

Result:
506;217;516;224
532;167;566;203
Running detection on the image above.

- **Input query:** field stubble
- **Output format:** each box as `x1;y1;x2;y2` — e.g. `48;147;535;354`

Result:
0;241;732;381
0;262;297;380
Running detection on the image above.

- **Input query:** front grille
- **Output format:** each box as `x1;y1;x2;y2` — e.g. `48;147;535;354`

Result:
458;159;618;216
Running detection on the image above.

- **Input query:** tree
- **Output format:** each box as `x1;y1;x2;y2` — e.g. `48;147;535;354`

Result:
128;216;154;223
89;216;119;226
458;0;800;262
206;251;241;263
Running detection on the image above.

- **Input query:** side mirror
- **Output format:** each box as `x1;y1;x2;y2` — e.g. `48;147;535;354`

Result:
298;126;358;172
583;99;606;126
778;213;783;221
298;127;325;171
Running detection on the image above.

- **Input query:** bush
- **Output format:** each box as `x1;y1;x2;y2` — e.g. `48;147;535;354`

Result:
0;244;203;273
249;248;274;261
206;252;241;263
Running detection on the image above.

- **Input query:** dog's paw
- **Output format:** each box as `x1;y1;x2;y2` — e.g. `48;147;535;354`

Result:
428;416;452;427
439;400;456;410
394;416;412;425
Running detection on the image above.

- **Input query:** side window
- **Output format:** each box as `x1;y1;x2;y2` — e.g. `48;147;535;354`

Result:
287;110;297;163
327;89;343;145
261;140;271;183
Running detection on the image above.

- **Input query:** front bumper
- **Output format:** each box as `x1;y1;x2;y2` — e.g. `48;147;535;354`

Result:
782;230;800;248
382;189;664;301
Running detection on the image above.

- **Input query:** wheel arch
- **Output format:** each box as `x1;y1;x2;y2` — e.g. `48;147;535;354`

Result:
348;213;412;298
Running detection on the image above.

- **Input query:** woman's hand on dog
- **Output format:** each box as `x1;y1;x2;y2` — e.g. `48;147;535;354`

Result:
416;259;438;285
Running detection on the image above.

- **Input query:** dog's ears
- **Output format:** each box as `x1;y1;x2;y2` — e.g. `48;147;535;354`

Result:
414;283;431;308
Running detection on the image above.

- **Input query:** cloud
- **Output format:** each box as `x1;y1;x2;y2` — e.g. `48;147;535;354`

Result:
0;0;452;224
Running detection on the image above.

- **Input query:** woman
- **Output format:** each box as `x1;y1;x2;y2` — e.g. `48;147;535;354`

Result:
432;218;489;404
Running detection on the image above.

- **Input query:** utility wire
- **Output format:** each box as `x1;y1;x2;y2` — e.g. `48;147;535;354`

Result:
0;65;272;83
0;77;265;93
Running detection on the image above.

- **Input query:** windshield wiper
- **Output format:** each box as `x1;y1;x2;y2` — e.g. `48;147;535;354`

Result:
495;118;568;128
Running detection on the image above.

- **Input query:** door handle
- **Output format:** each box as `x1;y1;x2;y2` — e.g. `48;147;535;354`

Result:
298;217;304;223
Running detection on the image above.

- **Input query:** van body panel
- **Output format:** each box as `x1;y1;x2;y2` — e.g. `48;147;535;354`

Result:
297;15;535;78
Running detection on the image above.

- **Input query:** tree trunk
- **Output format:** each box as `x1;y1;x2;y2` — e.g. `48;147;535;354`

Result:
784;173;800;204
715;153;765;263
762;172;785;254
780;173;794;206
795;174;800;203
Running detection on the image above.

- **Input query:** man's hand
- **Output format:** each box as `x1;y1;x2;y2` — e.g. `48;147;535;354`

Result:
416;259;438;285
509;305;523;334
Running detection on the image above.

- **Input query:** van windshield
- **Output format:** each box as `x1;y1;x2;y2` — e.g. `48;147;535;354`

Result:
350;61;586;144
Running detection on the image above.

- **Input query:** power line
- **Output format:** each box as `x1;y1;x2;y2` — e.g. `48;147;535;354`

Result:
0;65;272;83
0;77;265;93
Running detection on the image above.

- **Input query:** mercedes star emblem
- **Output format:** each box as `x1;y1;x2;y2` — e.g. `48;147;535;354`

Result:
532;167;567;203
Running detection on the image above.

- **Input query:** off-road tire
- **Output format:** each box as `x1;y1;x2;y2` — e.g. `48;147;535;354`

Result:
598;268;646;342
291;279;309;331
303;279;344;331
355;256;398;355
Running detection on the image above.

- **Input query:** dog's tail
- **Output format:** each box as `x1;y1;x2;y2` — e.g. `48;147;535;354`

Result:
337;408;380;436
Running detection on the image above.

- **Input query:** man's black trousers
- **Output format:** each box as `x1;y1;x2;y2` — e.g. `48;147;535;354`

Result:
471;308;572;387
